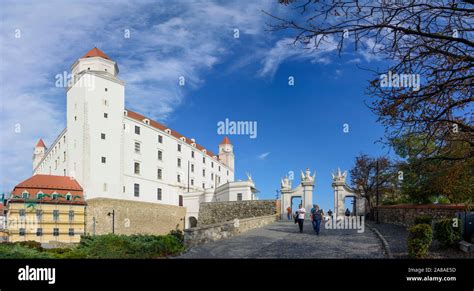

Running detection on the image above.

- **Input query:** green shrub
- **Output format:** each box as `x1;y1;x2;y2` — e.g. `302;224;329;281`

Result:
169;228;184;244
407;224;432;258
0;243;54;259
18;240;43;251
434;218;461;248
414;215;432;225
74;234;185;258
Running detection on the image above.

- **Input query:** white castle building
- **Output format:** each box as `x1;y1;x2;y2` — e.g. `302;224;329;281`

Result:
32;47;257;228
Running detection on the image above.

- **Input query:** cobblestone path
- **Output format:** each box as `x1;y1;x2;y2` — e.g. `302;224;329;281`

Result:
179;220;385;258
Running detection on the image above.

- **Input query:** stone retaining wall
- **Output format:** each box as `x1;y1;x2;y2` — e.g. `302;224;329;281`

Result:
86;198;186;235
198;200;278;225
376;204;466;227
184;215;277;246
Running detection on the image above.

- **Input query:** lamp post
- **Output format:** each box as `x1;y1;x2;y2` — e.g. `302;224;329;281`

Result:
107;210;115;234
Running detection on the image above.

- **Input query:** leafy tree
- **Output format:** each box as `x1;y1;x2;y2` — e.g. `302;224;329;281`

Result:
349;154;397;219
267;0;473;161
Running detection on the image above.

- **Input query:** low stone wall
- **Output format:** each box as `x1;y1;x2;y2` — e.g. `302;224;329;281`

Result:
376;204;466;227
184;215;277;246
198;200;278;225
86;198;186;235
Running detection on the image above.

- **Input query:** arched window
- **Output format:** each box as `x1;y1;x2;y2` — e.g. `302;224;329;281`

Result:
22;191;29;199
65;193;72;201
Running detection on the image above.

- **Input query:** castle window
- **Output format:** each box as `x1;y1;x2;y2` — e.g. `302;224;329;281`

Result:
22;191;29;199
66;193;71;201
104;113;108;118
104;99;108;106
143;119;150;125
124;110;128;116
191;164;194;173
105;88;108;92
101;133;106;140
68;228;74;236
237;193;243;201
134;162;140;175
69;210;74;221
158;135;163;143
211;162;214;168
88;67;90;70
53;228;59;236
219;166;221;172
101;157;106;164
63;151;66;162
157;168;162;180
103;183;107;192
123;186;125;193
53;210;59;221
211;173;214;180
63;169;66;176
52;192;59;200
134;142;141;153
36;228;43;236
202;169;206;177
135;126;140;135
19;228;26;236
19;209;26;217
191;151;195;158
203;157;205;164
165;129;171;135
177;144;181;152
177;174;181;183
202;183;205;189
37;192;43;200
191;179;194;186
157;188;162;201
177;158;181;168
158;150;163;161
36;210;43;220
74;116;77;121
227;170;229;175
134;183;140;197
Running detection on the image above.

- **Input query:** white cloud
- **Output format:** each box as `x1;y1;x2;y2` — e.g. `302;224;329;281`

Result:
0;0;275;192
259;35;338;78
257;152;270;160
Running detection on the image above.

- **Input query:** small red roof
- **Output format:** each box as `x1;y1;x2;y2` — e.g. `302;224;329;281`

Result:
36;139;46;148
13;175;83;192
220;137;231;145
82;47;111;60
10;175;85;205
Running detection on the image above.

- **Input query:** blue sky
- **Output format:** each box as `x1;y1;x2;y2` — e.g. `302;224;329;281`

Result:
1;0;395;211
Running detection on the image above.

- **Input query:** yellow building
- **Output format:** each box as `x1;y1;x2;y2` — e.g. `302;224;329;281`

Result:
6;174;86;244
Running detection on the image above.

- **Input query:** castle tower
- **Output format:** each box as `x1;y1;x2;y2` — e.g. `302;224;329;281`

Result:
218;137;234;170
67;47;125;199
32;139;46;171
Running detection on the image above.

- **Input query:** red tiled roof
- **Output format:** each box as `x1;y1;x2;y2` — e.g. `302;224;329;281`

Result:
82;47;111;60
126;109;220;158
36;139;46;148
220;136;231;145
10;175;85;205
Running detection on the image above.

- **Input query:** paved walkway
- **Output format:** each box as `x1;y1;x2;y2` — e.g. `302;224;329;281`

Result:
179;220;385;258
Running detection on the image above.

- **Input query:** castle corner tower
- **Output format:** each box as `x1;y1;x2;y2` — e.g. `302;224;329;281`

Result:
218;137;234;170
32;139;46;171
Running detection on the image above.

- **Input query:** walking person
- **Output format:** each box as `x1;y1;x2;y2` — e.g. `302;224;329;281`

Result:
296;204;306;233
310;204;323;235
286;206;292;220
